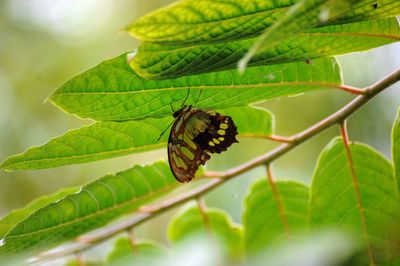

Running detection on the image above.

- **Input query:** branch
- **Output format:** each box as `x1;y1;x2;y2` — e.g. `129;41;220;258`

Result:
32;68;400;263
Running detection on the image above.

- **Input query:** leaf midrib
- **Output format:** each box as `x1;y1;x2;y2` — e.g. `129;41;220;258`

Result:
52;82;342;96
4;182;178;240
131;5;288;28
1;143;165;170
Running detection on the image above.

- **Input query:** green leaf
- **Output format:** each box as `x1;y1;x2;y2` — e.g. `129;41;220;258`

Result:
167;202;243;259
221;106;274;138
246;231;356;266
0;161;179;257
239;0;362;68
107;237;166;266
393;109;400;193
126;0;400;44
243;180;309;254
131;18;400;79
0;118;168;171
1;106;273;170
310;138;400;265
0;187;79;239
49;53;341;121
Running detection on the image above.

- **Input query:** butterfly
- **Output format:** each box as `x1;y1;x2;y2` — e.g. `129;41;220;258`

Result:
168;105;238;182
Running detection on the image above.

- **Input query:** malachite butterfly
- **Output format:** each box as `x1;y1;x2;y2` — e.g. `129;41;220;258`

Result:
168;105;238;182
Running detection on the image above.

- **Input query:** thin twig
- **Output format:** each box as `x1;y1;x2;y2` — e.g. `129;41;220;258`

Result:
33;69;400;263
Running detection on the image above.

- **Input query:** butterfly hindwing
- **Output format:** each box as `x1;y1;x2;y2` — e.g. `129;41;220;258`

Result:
168;105;238;182
193;112;238;153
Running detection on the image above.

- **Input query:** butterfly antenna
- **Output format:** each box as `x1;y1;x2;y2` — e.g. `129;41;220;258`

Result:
180;88;191;108
169;99;175;113
194;89;202;107
157;119;175;141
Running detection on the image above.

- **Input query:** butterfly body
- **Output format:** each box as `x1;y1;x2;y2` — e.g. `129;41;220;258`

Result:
168;105;238;182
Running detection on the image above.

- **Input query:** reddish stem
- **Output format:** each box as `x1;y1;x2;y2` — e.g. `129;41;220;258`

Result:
75;252;85;266
340;121;375;266
266;164;291;241
197;198;212;235
267;135;293;143
127;229;137;254
338;85;366;95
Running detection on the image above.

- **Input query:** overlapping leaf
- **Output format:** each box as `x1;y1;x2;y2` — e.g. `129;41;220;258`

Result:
0;187;79;238
310;138;400;265
167;202;243;259
1;106;273;170
49;54;341;121
0;161;179;257
131;18;400;79
243;180;309;254
393;109;400;193
126;0;400;44
240;0;363;67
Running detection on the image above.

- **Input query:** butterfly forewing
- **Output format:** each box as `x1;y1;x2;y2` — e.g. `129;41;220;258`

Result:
168;105;238;182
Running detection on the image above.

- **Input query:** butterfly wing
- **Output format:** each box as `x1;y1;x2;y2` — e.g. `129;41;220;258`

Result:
193;110;238;154
168;107;211;182
168;106;238;183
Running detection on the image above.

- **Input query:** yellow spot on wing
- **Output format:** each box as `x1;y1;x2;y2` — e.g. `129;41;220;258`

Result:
208;141;215;146
217;129;226;135
220;123;228;129
213;138;220;144
218;137;224;141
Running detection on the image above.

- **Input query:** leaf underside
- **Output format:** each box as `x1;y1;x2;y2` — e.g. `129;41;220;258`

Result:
126;0;400;44
310;138;400;265
243;180;309;254
0;162;179;257
131;18;400;79
1;106;274;171
167;202;243;259
49;55;341;121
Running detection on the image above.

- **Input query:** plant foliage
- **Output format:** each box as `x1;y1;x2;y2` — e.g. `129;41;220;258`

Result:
0;0;399;265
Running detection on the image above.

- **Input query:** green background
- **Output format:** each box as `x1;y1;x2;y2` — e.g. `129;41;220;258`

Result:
0;0;399;261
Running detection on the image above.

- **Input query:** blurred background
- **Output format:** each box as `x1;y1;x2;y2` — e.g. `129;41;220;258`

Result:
0;0;399;262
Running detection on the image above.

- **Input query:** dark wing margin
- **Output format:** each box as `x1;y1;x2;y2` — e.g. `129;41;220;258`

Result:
194;112;238;153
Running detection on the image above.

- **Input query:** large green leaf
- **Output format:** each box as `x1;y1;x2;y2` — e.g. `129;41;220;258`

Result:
393;109;400;193
0;161;179;257
126;0;400;44
49;54;341;121
1;106;273;170
239;0;362;67
243;180;309;254
0;118;167;171
0;187;79;239
310;138;400;265
167;202;243;259
131;18;400;79
107;237;166;266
